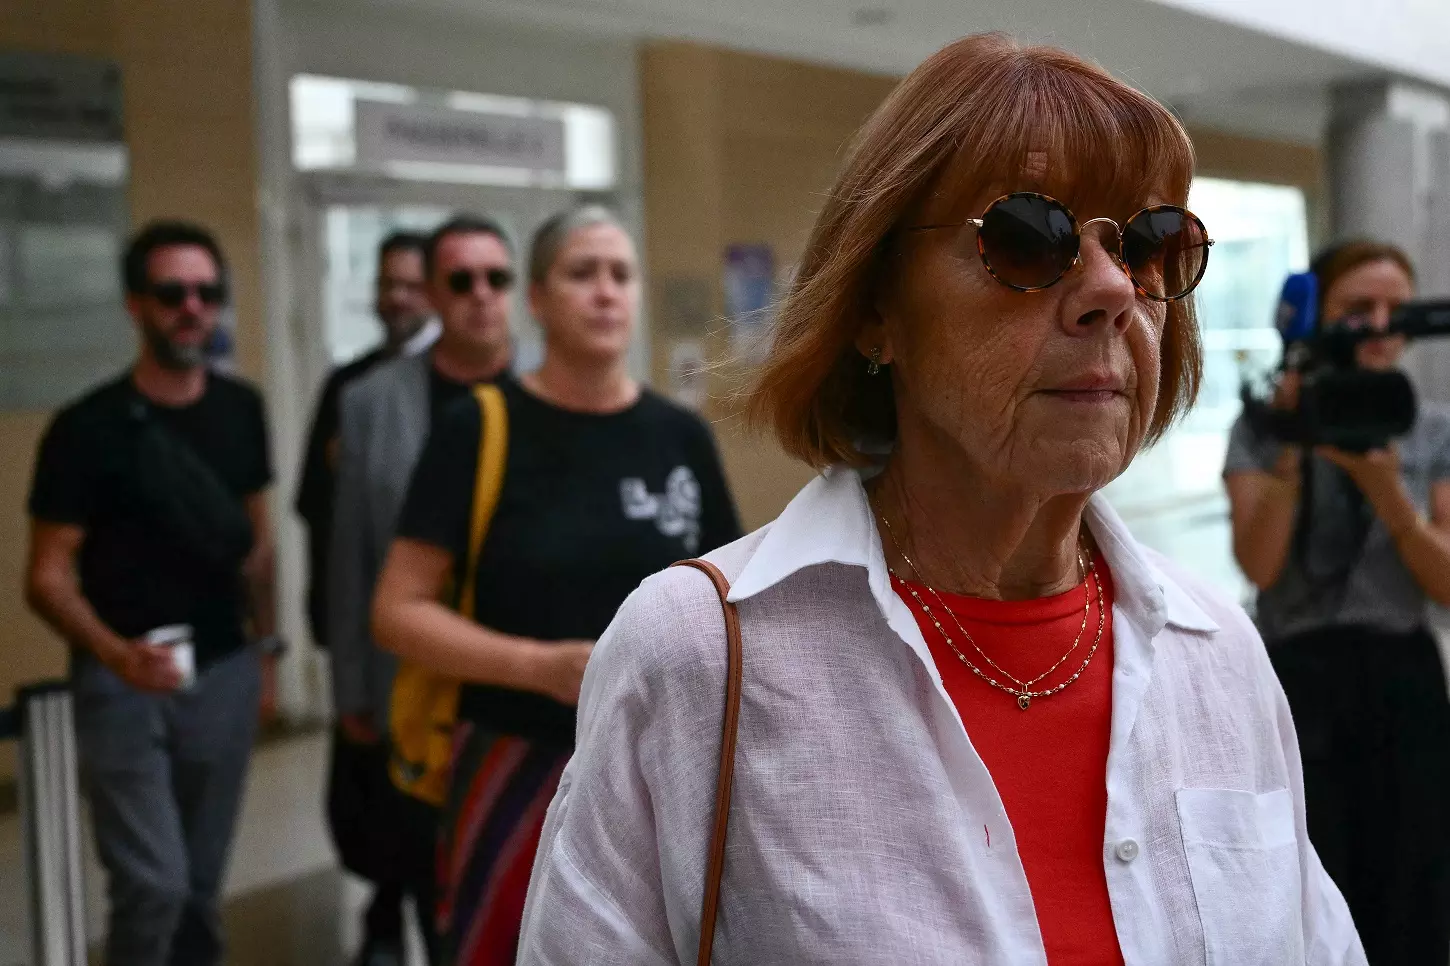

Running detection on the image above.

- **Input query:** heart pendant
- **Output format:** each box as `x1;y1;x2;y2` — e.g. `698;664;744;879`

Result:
1017;694;1031;711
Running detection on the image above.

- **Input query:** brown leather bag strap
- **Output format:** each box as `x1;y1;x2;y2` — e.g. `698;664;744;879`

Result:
672;558;743;966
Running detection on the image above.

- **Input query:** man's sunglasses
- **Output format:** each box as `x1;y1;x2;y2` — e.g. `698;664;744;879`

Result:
908;191;1213;302
148;281;227;308
446;267;515;296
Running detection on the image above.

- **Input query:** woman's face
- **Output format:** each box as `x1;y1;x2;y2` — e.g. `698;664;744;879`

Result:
875;194;1166;496
1321;258;1415;372
531;222;640;365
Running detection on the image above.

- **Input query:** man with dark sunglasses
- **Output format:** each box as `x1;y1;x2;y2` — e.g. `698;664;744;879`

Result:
24;220;277;966
328;213;514;966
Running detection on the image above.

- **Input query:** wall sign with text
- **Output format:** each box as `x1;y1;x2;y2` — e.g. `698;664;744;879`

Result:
0;50;123;142
354;100;567;174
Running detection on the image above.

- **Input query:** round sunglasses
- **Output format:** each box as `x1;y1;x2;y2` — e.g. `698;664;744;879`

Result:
908;191;1213;302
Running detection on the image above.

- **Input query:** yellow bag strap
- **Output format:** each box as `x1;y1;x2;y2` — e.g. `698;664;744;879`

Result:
458;384;508;620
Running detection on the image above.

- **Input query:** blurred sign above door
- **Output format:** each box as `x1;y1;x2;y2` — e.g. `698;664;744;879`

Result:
354;100;566;174
0;51;123;142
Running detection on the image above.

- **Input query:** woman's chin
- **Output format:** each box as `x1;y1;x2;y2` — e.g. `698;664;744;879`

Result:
1014;438;1131;496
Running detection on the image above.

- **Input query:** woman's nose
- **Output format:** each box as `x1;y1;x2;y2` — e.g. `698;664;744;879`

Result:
1370;303;1394;332
1064;230;1136;332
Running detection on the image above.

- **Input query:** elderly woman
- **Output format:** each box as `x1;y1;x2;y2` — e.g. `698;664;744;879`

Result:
518;34;1364;965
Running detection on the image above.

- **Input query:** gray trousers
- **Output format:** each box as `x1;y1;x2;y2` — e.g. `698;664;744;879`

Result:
72;645;260;966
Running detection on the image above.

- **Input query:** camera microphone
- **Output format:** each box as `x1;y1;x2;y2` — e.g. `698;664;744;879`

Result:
1275;272;1319;345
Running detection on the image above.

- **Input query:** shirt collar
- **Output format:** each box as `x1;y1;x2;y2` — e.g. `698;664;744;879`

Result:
400;318;442;357
727;465;1219;636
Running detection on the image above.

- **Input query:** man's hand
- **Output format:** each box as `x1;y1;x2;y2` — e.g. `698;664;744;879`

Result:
532;640;596;707
259;653;279;726
1317;445;1419;534
338;711;381;745
108;642;184;694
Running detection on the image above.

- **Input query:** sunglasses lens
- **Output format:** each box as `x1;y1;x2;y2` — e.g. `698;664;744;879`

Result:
1123;207;1210;300
151;283;186;308
977;194;1078;291
447;268;514;294
447;269;473;295
198;284;226;306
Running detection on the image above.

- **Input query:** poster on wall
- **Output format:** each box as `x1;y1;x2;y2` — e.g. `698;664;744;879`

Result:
724;243;775;361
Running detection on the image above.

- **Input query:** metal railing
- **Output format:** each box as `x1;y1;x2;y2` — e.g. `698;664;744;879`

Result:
0;684;87;966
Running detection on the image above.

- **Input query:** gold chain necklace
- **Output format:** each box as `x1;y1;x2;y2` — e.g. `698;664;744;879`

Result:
878;508;1106;711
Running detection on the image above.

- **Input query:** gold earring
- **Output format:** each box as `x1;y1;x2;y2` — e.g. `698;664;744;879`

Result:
867;347;883;376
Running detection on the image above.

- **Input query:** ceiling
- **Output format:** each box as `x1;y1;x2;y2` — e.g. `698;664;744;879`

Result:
309;0;1446;145
372;0;1375;97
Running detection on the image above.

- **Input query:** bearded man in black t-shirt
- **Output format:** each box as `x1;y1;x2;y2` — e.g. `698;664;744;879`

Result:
24;221;277;966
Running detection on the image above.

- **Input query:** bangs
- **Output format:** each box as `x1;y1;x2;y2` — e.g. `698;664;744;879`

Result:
931;49;1195;221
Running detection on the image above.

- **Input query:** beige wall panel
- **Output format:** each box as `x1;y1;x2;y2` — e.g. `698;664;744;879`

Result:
642;42;890;531
0;0;112;58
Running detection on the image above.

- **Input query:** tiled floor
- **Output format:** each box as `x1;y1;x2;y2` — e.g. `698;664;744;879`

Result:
0;731;426;966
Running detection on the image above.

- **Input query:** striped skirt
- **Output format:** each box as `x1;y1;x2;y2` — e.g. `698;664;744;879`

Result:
436;724;569;966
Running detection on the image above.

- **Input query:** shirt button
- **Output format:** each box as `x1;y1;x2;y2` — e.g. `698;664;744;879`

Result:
1115;839;1140;863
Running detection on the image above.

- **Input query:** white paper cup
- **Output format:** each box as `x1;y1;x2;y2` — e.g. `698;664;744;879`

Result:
143;624;197;691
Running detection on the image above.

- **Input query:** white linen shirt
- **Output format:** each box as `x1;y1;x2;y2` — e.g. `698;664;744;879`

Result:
518;467;1365;965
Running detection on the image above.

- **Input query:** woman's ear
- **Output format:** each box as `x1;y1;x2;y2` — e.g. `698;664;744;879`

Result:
854;305;896;367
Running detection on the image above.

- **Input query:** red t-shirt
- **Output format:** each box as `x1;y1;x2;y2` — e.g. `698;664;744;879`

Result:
893;555;1124;966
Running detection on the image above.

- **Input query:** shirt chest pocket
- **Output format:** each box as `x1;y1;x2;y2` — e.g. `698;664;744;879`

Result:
1176;787;1304;966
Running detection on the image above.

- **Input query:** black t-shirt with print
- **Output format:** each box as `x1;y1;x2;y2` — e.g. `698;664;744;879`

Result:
28;372;273;666
394;376;742;745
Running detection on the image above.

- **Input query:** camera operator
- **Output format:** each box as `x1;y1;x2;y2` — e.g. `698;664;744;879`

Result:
1224;240;1450;965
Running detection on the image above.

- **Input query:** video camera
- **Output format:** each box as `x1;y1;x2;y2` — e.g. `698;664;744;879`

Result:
1240;271;1450;452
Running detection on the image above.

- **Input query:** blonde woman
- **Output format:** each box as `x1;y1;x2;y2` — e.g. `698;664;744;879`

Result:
373;207;741;965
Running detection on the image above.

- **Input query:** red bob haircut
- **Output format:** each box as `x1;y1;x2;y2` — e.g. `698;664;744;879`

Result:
749;33;1202;467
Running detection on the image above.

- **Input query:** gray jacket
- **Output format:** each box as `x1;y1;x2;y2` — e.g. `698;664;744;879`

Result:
328;353;432;723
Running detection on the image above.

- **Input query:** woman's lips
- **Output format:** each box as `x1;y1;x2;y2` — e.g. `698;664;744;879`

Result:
1040;375;1127;404
1041;389;1122;404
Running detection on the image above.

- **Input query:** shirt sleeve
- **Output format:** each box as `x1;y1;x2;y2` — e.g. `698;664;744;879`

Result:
297;377;341;646
1426;406;1450;484
519;568;725;965
328;386;377;716
242;387;274;496
296;370;346;525
1223;411;1280;477
27;410;97;526
688;416;743;553
394;394;482;561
